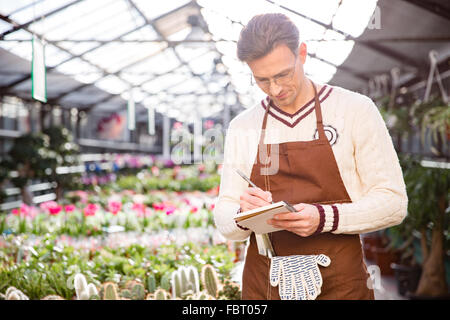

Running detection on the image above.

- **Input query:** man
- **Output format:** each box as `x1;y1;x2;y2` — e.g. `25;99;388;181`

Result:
213;13;408;300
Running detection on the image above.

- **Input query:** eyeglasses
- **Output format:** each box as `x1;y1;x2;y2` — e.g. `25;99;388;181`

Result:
251;58;298;90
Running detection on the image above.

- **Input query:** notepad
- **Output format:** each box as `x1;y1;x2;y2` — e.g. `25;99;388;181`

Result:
234;201;297;234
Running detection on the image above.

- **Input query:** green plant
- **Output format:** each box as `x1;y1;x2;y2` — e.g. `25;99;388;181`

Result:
396;154;449;297
201;264;220;299
218;279;241;300
102;282;119;300
124;280;146;300
4;286;29;300
74;273;98;300
154;288;170;300
41;295;65;300
171;266;200;299
410;96;449;156
147;273;156;293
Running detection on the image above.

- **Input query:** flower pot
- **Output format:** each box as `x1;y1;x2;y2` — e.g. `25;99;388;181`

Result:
372;247;398;276
390;263;422;297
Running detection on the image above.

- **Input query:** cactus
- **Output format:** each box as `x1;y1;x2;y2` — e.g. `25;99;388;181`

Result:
171;266;200;299
218;280;241;300
5;287;29;300
103;282;119;300
196;291;214;300
41;295;65;300
147;274;156;293
154;288;170;300
160;272;171;291
201;265;220;299
120;289;132;299
131;282;146;300
74;273;98;300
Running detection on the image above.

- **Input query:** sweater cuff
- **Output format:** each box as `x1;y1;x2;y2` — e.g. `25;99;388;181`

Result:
235;208;249;231
312;204;339;234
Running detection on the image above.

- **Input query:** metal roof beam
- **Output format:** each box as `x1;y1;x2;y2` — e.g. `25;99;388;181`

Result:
399;0;450;21
0;0;86;40
0;1;197;95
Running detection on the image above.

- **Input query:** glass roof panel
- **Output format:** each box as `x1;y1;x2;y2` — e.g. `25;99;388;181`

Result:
141;71;190;94
28;0;117;41
56;58;104;84
82;41;166;73
6;0;77;24
121;27;159;41
132;0;191;20
0;30;33;61
95;74;129;94
44;44;72;67
175;44;211;62
0;19;12;34
304;57;337;84
332;0;379;38
188;50;217;74
167;77;205;94
129;48;180;75
275;0;340;24
314;30;355;66
0;0;43;17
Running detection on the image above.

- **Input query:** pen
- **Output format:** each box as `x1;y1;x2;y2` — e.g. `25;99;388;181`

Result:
235;169;274;204
235;168;297;212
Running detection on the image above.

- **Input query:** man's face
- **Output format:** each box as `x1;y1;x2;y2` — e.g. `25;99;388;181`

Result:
248;43;307;108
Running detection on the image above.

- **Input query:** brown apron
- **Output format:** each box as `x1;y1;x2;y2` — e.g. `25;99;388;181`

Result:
241;83;374;300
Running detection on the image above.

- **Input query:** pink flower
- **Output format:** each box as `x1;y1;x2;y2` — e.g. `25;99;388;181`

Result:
151;166;160;176
209;204;215;211
165;206;176;216
107;201;122;215
11;204;33;217
182;198;191;206
190;206;198;214
132;203;146;217
64;205;76;213
83;203;99;217
49;205;62;216
173;122;183;130
152;203;165;211
40;201;62;216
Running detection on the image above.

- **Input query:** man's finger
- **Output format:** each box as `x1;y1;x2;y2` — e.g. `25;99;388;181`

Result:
272;211;303;221
247;187;272;202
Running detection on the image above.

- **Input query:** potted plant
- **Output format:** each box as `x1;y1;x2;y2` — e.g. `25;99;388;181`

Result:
2;133;57;205
397;154;449;298
410;96;449;157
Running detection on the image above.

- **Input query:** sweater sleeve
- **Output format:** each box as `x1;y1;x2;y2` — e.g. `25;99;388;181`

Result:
316;96;408;235
213;120;252;241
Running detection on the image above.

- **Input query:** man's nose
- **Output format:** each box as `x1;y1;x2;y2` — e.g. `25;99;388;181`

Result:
269;80;282;96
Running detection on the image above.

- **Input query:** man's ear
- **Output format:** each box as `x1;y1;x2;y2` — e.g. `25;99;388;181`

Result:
298;42;307;64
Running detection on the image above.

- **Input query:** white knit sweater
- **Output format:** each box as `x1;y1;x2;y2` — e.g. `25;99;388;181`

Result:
213;84;408;241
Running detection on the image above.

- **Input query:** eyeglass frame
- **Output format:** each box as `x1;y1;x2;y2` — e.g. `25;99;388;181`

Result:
250;57;298;89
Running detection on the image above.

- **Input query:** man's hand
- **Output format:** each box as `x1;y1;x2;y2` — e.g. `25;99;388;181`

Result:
267;203;320;237
239;187;272;212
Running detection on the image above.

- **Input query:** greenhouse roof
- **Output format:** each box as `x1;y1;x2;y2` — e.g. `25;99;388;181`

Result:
0;0;449;123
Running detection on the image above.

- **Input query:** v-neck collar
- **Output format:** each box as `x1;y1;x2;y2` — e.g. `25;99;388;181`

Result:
260;85;333;128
